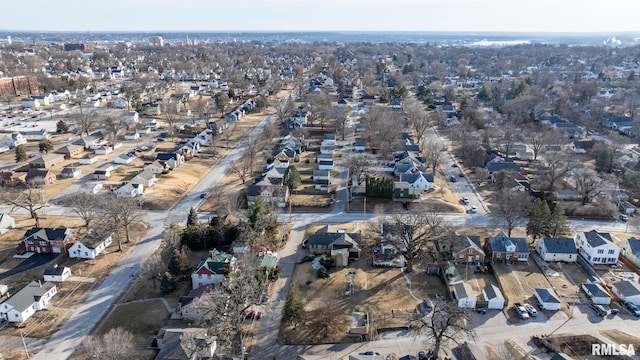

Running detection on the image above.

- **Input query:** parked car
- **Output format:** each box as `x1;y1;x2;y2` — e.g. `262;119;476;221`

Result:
450;175;458;182
458;172;465;177
513;303;529;319
590;303;608;316
246;310;263;320
624;302;640;316
469;205;477;213
523;303;538;317
360;352;381;356
418;351;429;360
300;254;315;263
620;214;629;221
301;238;309;248
451;163;458;167
462;197;470;205
200;193;207;199
417;298;434;317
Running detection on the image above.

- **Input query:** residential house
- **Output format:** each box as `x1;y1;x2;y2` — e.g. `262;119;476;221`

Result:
0;171;26;187
620;237;640;269
307;225;361;266
486;160;522;175
575;230;620;266
79;154;99;165
156;153;185;168
177;284;214;320
398;172;433;191
271;148;296;162
154;327;216;360
246;184;289;208
0;281;57;322
68;228;113;259
22;227;75;254
611;281;640;306
123;132;140;140
21;98;40;109
388;99;402;109
94;146;113;155
313;170;331;191
619;201;637;215
0;145;9;154
43;264;71;282
23;129;51;141
453;282;476;308
131;170;158;188
536;237;578;263
320;144;335;155
280;135;306;154
501;143;534;160
144;160;170;174
54;144;83;159
141;102;161;116
354;138;366;152
84;182;103;195
555;190;579;201
92;169;110;180
0;132;27;148
581;283;611;305
122;110;139;123
487;231;529;263
318;158;334;171
568;140;597;154
261;166;287;179
322;133;337;147
393;181;421;200
25;168;56;186
113;98;128;109
73;136;100;149
0;213;16;234
483;284;505;309
534;288;562;311
316;153;333;164
113;182;143;198
114;153;136;165
29;153;64;169
253;175;284;186
254;252;278;270
449;235;485;265
191;250;237;289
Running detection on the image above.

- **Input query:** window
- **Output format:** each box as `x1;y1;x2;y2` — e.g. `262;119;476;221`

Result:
495;253;501;259
207;274;211;279
608;249;615;254
475;255;480;261
84;252;88;256
593;257;600;262
198;274;202;279
597;249;604;254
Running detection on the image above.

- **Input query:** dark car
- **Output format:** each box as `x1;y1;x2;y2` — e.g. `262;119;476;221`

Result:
360;352;380;356
301;239;309;248
450;175;458;182
300;254;315;263
458;172;465;177
200;193;207;199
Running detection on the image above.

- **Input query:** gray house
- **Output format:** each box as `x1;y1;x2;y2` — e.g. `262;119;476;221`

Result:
620;237;640;269
307;225;361;266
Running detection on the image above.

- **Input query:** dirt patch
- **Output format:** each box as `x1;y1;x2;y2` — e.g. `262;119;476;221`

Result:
600;330;640;355
99;300;169;348
493;261;553;306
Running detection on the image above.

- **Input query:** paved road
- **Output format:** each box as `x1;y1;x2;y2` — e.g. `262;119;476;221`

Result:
30;112;278;360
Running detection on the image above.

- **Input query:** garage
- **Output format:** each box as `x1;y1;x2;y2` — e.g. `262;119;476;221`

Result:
483;284;505;309
581;283;611;305
535;288;562;311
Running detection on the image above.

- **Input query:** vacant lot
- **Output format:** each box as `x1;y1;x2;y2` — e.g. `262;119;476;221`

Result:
600;330;640;355
455;265;500;297
493;261;552;305
98;300;169;348
283;254;448;344
143;159;213;210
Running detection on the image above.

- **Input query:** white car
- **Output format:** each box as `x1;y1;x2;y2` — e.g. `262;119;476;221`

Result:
469;205;477;213
523;303;538;317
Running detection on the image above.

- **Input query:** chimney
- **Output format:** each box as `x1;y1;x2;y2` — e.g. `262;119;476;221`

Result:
53;264;58;268
38;280;42;287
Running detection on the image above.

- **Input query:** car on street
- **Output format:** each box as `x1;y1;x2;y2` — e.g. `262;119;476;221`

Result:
469;205;477;213
523;303;538;317
458;172;465;177
620;214;629;221
301;239;309;248
300;254;315;263
451;163;458;167
462;197;470;205
513;303;530;319
200;193;207;199
589;303;608;316
360;352;381;356
450;175;458;182
624;301;640;316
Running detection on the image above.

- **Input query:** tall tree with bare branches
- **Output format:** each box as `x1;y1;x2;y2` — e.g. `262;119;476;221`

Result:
413;300;476;358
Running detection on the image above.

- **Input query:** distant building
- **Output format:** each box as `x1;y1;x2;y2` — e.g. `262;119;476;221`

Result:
149;36;164;47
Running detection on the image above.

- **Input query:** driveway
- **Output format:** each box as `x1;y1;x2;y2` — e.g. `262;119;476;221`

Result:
0;253;57;280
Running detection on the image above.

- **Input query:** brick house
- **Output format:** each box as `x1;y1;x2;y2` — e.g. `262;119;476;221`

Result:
22;227;76;254
486;231;529;263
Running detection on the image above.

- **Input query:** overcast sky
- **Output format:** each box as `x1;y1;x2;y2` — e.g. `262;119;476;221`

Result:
3;0;640;33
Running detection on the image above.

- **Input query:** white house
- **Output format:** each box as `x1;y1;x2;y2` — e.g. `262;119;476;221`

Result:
124;132;140;140
84;182;103;195
318;159;334;171
191;250;236;289
122;110;139;123
113;98;128;109
156;153;185;168
94;146;113;155
0;213;16;235
575;230;620;266
534;288;561;311
0;281;57;322
482;284;505;309
0;145;9;154
536;237;578;263
114;154;136;165
24;129;51;141
620;237;640;269
79;155;99;165
453;282;476;309
581;283;611;305
68;228;113;259
611;281;640;306
0;132;27;148
144;161;169;174
399;172;434;191
43;264;71;282
21;98;40;109
130;170;158;188
114;182;143;197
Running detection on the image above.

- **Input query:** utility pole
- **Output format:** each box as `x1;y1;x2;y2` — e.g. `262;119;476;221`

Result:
21;332;30;359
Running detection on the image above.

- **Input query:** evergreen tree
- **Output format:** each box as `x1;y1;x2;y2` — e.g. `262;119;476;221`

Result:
14;144;27;163
476;84;492;102
547;205;570;238
168;248;191;277
187;207;199;227
283;284;306;329
38;140;54;154
283;165;302;191
248;196;273;235
160;272;177;293
56;120;69;133
526;198;551;243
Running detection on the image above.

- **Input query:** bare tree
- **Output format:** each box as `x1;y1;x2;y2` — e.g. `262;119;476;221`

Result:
334;107;348;140
162;100;180;141
413;300;476;358
541;151;572;192
140;253;165;288
71;110;97;137
103;116;125;142
421;135;444;174
229;153;252;185
405;99;430;144
2;186;46;226
192;267;262;355
274;94;294;125
62;193;99;227
346;153;373;182
381;212;444;272
573;167;606;205
305;292;348;341
97;195;143;251
490;189;532;236
78;327;134;360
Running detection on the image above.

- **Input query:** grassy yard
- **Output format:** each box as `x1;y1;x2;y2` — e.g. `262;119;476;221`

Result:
99;300;169;348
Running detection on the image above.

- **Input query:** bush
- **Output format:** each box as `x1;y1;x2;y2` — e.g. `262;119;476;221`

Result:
317;267;329;279
319;254;335;269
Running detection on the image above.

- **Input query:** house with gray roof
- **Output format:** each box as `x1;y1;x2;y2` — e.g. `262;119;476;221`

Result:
483;284;505;309
453;282;476;308
611;281;640;306
154;327;216;360
536;237;577;263
246;184;289;208
307;225;361;266
581;282;611;305
575;230;620;266
0;281;57;322
68;228;113;259
534;288;561;311
487;231;529;263
398;172;433;191
620;237;640;269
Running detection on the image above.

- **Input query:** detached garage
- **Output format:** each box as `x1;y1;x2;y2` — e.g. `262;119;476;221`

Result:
453;282;476;309
483;284;505;309
582;283;611;305
535;288;561;311
611;281;640;306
